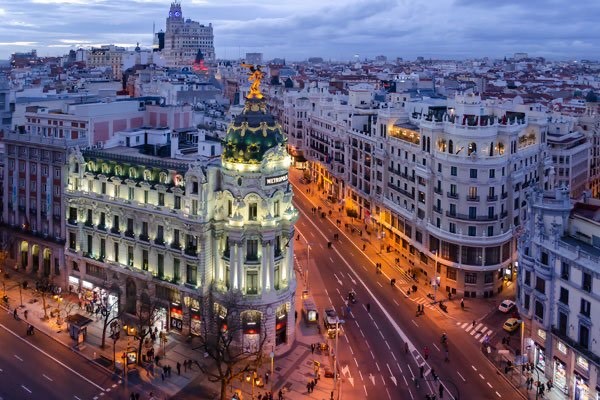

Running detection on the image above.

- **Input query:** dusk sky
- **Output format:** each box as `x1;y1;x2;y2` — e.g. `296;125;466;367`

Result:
0;0;597;61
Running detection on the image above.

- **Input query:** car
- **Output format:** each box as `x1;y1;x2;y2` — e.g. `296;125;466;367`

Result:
503;318;520;333
498;299;516;313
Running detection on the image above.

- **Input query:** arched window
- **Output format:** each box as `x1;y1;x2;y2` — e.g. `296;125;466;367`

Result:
468;142;477;156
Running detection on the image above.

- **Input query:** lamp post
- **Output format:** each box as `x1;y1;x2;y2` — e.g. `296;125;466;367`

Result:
433;250;438;302
270;349;274;392
110;320;120;369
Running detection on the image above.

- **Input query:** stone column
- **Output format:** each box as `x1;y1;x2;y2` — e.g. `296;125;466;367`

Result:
237;242;244;290
261;241;269;292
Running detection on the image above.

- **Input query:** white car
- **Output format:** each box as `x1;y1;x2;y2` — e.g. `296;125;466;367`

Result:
498;299;516;313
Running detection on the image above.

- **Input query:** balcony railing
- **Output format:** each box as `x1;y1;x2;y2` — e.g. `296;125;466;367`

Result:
139;234;149;242
185;247;198;257
447;192;459;199
434;187;443;195
67;218;78;226
487;195;498;201
125;230;135;238
110;226;120;234
445;211;498;221
501;192;508;199
433;206;442;214
171;242;182;250
500;211;508;218
466;195;480;202
154;238;166;246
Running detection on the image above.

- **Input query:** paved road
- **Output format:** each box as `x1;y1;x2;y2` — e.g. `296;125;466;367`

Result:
290;172;524;400
0;310;146;400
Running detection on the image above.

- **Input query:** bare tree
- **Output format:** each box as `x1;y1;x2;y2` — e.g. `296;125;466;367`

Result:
193;290;268;400
100;298;125;349
133;295;161;366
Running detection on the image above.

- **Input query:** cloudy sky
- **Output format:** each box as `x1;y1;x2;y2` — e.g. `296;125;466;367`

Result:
0;0;597;61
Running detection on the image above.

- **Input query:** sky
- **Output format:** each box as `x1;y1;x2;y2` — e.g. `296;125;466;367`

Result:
0;0;598;62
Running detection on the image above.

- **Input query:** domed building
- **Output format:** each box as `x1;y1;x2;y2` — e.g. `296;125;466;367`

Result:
62;70;298;357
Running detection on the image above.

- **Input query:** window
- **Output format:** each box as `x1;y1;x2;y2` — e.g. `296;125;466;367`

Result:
450;166;457;176
524;271;531;286
142;250;148;271
446;267;457;281
534;300;544;320
561;262;570;280
247;239;258;261
580;299;591;318
468;226;476;236
246;271;259;294
127;246;133;267
450;184;457;195
468;207;477;219
156;226;164;242
158;193;165;206
465;272;477;284
449;223;456;233
174;195;181;210
579;325;590;350
157;254;164;278
449;204;456;215
143;190;149;204
523;293;530;310
87;235;93;254
582;272;592;292
101;182;106;194
484;271;494;284
173;259;181;282
128;187;134;200
141;222;149;239
557;311;568;335
487;226;494;237
113;243;119;263
69;232;76;250
186;264;197;285
173;229;180;247
558;287;569;305
470;169;477;179
274;200;280;217
227;200;233;217
489;169;495;179
540;251;548;266
437;163;442;173
249;203;258;221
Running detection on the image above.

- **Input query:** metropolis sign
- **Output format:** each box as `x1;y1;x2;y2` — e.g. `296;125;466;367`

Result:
265;173;288;186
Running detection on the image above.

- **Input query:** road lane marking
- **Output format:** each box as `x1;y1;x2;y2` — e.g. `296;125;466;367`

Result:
496;391;501;397
0;323;105;392
411;320;418;327
377;282;383;287
21;385;31;393
43;374;53;381
354;358;359;367
471;365;477;371
358;370;364;381
457;371;466;381
479;373;485;380
370;350;375;359
385;340;391;350
14;355;23;361
487;382;493;388
375;362;381;372
391;352;397;361
330;257;334;263
74;396;82;400
432;343;440;351
396;362;403;374
393;299;399;306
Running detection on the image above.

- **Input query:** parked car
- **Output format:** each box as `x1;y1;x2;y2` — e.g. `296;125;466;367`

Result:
503;318;520;333
498;299;516;313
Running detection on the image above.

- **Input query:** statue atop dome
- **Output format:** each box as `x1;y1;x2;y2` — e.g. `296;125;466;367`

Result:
241;63;265;99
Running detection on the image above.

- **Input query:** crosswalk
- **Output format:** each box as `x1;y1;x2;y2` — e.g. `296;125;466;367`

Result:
412;296;437;310
456;321;494;343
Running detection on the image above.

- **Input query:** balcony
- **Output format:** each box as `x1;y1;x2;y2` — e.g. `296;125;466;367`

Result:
500;211;508;218
184;247;198;257
551;326;600;365
84;220;94;228
501;192;508;199
110;226;120;235
388;183;415;200
97;224;107;232
67;218;78;226
139;234;149;242
125;230;135;238
400;172;415;182
433;206;442;214
487;195;498;201
447;192;459;199
171;242;182;250
434;187;443;195
466;195;480;202
445;211;498;221
154;238;166;246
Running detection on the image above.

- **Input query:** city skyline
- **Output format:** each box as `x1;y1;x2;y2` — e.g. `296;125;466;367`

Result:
0;0;598;62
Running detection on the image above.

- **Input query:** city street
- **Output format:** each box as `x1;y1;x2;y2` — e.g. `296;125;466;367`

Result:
290;169;526;400
0;310;127;400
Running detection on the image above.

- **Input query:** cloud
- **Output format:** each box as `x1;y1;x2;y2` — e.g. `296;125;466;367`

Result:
0;0;598;60
0;41;38;46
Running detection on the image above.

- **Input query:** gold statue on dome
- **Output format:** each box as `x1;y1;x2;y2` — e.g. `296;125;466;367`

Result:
241;63;265;99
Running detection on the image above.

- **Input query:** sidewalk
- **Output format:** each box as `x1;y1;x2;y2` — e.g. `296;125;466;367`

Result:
1;262;337;400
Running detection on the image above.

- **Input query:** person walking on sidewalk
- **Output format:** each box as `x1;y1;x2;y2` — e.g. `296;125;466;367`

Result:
177;361;181;375
13;308;18;320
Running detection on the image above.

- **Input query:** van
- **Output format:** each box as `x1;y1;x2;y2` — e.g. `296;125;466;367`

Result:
302;298;318;325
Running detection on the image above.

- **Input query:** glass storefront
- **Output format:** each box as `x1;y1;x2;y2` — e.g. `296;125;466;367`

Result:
535;344;545;370
553;358;567;394
275;305;288;346
190;308;201;336
574;374;589;400
69;275;118;315
170;302;183;331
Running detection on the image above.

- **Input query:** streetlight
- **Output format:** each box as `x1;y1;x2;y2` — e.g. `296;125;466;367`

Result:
110;320;120;369
270;349;275;392
432;250;439;302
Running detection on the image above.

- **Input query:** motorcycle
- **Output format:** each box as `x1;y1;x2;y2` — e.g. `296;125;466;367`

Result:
348;291;357;304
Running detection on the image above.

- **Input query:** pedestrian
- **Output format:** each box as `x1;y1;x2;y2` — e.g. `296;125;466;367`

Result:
183;360;187;372
13;308;17;320
311;343;315;354
168;365;172;377
431;368;437;381
265;372;269;385
405;342;409;354
420;365;424;378
24;310;28;320
439;383;444;398
130;392;136;400
472;320;476;328
424;346;429;360
161;370;165;381
135;393;140;400
444;350;449;362
366;303;370;312
278;389;284;400
177;361;181;375
306;381;311;393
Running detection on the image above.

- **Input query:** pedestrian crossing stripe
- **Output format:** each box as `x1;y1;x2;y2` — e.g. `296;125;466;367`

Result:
456;321;494;342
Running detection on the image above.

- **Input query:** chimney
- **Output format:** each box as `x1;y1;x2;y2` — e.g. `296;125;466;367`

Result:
170;130;179;158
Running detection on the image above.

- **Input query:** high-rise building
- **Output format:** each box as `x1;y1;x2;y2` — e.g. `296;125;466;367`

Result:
162;1;215;68
517;188;600;399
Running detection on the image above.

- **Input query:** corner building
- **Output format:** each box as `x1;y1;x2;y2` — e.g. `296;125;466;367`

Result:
64;97;298;349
